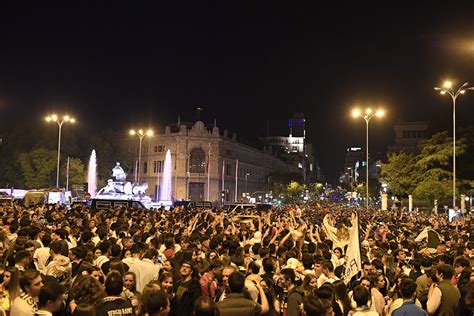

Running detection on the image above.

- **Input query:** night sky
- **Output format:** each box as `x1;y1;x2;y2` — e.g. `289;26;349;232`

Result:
1;2;473;182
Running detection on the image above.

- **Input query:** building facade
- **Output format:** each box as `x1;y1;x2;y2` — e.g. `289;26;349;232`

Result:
388;121;429;153
263;113;315;182
125;121;300;202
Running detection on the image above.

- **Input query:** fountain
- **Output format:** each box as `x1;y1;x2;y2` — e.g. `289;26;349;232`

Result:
95;161;152;207
158;149;173;207
87;150;97;198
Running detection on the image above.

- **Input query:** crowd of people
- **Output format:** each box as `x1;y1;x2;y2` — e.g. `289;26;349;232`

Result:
0;200;471;316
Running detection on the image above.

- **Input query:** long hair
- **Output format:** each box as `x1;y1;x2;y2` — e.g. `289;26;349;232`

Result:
301;274;317;297
333;280;352;316
5;267;21;301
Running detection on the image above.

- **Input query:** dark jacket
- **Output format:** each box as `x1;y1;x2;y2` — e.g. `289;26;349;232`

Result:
170;278;202;316
96;296;134;316
217;293;262;316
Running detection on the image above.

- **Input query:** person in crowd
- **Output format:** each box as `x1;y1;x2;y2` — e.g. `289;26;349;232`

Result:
392;278;427;316
215;265;236;302
139;280;162;315
170;260;202;316
129;248;161;292
302;294;334;316
279;268;304;316
142;291;170;316
51;229;69;257
318;260;340;287
427;263;461;316
96;271;134;316
315;283;343;316
14;250;31;272
333;280;352;316
193;296;219;316
351;285;378;316
35;279;65;316
199;258;223;299
0;266;20;314
101;244;129;276
72;303;96;316
301;274;318;297
217;271;268;316
69;275;106;313
369;272;386;315
44;240;72;287
69;247;86;278
159;272;174;299
10;269;43;315
123;271;140;309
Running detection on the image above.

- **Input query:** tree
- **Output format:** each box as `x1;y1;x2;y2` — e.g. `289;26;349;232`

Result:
285;181;307;203
413;132;466;200
19;148;57;189
380;131;468;200
62;158;85;187
380;151;417;196
412;169;452;201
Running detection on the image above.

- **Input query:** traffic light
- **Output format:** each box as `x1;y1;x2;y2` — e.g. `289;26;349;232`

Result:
83;182;88;192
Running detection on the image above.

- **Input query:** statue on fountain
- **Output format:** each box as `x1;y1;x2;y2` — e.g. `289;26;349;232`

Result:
96;162;149;199
112;162;127;181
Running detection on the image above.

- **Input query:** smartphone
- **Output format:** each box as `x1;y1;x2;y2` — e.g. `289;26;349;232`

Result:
157;255;163;263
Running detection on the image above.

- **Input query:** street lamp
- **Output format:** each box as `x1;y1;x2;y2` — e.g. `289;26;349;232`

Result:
130;129;153;183
45;114;76;188
352;107;384;209
434;81;473;208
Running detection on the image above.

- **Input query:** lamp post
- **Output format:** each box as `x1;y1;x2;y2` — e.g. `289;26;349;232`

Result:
129;129;153;183
45;114;75;188
434;81;473;208
352;108;384;209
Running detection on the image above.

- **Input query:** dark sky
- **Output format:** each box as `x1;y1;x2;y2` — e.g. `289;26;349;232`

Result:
1;2;474;182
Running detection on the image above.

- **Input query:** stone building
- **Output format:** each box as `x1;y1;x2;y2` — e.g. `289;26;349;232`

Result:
388;121;429;153
124;120;301;203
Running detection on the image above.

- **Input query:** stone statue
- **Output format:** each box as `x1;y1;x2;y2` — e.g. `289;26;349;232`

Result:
112;162;126;181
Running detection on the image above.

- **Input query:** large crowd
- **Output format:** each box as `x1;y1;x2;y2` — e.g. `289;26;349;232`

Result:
0;200;471;316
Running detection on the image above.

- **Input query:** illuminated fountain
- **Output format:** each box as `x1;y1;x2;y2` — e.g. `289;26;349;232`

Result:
87;150;97;198
158;149;173;207
95;161;152;207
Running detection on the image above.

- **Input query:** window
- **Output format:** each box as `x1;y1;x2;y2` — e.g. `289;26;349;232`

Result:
143;162;148;174
226;163;232;176
154;145;165;152
226;149;232;156
153;161;163;173
189;148;206;173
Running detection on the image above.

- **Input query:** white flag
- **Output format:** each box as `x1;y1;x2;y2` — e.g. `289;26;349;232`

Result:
343;212;361;284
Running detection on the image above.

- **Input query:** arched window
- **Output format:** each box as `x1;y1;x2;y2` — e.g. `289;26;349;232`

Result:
189;147;206;173
143;161;148;174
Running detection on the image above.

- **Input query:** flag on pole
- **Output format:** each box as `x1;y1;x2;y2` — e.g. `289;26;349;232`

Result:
234;159;239;201
221;160;225;190
343;211;361;284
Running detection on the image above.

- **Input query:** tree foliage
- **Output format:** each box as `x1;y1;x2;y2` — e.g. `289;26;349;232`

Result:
380;131;469;200
63;158;85;187
19;148;57;189
380;151;417;196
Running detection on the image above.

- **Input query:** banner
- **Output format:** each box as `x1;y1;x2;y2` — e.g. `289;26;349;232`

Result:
343;212;361;284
